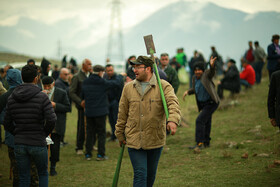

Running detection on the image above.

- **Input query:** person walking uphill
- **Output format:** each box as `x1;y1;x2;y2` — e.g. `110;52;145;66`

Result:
115;56;181;187
4;64;57;187
183;57;219;149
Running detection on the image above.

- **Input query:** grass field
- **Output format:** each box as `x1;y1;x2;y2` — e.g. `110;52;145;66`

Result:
1;75;280;187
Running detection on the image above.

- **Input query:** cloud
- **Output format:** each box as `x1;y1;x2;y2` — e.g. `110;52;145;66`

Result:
17;29;35;38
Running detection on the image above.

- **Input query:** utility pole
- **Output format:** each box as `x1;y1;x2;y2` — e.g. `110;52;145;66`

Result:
106;0;124;63
57;40;62;60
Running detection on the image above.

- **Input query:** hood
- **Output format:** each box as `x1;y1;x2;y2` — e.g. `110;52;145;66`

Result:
6;69;22;88
12;84;41;102
41;58;51;76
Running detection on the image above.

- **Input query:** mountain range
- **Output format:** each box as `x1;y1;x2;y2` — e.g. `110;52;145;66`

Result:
0;1;280;67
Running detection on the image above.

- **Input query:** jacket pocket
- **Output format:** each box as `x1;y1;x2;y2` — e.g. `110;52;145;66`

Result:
128;98;140;118
150;98;163;111
149;120;165;140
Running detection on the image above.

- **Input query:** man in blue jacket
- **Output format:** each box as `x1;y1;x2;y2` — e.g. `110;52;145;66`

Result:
82;65;123;161
267;34;280;79
104;64;124;142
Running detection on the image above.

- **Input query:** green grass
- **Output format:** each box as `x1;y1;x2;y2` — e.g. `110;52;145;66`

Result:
1;75;280;187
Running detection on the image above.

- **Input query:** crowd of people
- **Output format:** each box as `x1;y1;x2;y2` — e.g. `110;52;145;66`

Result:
0;33;279;186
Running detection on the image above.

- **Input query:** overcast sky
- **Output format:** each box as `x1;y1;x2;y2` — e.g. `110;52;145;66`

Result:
1;0;280;27
0;0;279;59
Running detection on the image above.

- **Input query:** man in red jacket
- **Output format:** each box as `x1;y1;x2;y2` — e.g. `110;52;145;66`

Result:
240;59;256;88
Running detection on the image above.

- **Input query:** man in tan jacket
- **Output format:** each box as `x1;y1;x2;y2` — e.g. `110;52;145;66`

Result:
115;56;181;187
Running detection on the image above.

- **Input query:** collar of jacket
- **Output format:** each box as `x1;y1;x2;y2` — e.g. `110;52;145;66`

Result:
133;73;157;96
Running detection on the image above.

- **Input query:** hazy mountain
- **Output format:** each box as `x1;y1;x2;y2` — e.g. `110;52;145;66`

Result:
0;1;280;66
0;45;14;53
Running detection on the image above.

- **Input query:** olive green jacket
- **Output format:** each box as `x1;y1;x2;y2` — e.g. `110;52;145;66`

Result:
115;74;181;150
160;64;180;94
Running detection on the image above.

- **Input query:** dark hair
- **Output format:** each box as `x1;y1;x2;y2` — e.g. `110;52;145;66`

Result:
272;34;280;42
228;59;236;64
21;65;38;83
105;64;114;68
160;53;169;57
193;61;205;71
27;59;35;65
128;55;136;60
254;41;259;46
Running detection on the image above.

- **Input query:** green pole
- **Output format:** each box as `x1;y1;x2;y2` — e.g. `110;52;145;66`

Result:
150;49;169;120
112;144;125;187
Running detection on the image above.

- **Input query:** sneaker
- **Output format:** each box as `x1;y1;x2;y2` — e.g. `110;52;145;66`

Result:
188;142;204;149
85;154;92;161
76;150;84;155
96;154;108;161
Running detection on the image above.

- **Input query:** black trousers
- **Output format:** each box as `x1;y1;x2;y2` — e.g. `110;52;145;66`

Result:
50;133;61;164
217;83;239;99
108;100;119;140
76;109;85;150
86;115;106;157
195;101;219;143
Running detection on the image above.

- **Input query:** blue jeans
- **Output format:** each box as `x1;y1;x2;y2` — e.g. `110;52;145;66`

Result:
14;145;48;187
252;61;264;84
128;147;163;187
240;79;250;87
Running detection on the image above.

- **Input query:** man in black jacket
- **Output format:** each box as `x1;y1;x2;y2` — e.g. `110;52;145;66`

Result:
42;76;71;176
217;59;240;99
268;70;280;128
82;65;122;161
55;68;71;145
4;65;57;187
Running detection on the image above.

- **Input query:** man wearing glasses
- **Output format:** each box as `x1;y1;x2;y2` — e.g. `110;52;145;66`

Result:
115;56;181;187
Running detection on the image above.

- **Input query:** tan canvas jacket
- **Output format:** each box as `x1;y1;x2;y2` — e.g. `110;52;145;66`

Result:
115;74;181;150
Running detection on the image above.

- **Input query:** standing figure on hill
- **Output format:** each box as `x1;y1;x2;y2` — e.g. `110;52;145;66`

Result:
209;46;223;75
159;53;180;93
51;65;60;81
42;76;71;176
175;48;187;67
243;41;255;66
240;59;256;89
267;70;280;129
183;57;219;149
69;59;92;155
115;56;181;187
267;34;280;80
61;55;67;68
217;59;240;99
253;41;266;84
